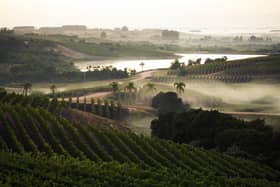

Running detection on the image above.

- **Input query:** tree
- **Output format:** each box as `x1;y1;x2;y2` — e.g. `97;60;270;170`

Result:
23;83;32;96
174;82;185;95
110;82;119;94
76;96;80;109
0;88;7;97
151;92;185;114
139;62;145;71
86;65;92;72
130;70;136;76
145;83;156;94
100;31;107;39
97;99;102;115
50;84;57;97
91;98;96;113
170;59;181;69
83;96;87;112
121;26;129;32
125;82;136;93
125;82;137;103
68;97;72;108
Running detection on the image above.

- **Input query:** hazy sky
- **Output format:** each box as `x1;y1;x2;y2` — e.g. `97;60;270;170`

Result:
1;0;280;29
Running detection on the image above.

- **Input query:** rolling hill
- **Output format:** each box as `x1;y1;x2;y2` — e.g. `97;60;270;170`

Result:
157;55;280;83
0;93;279;186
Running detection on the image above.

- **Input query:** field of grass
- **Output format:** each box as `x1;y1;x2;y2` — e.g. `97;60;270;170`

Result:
26;34;177;59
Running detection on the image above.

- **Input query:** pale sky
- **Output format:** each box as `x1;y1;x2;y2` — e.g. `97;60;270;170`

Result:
1;0;280;29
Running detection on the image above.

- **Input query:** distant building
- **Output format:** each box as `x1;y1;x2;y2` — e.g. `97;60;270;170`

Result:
189;30;201;33
13;26;35;35
61;25;87;31
39;27;62;35
200;36;212;41
60;25;87;35
121;26;129;32
161;30;179;40
249;35;264;42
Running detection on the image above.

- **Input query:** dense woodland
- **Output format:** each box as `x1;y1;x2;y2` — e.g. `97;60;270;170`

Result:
151;108;280;170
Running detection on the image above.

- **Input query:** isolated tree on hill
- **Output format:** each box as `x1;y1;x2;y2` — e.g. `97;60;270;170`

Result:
140;62;145;71
50;84;57;97
23;83;32;96
174;82;185;95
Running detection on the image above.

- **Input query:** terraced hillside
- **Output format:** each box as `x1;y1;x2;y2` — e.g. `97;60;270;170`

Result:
0;102;280;186
185;56;280;75
160;55;280;83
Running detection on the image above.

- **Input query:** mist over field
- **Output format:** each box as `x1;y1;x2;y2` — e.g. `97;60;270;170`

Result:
184;82;280;111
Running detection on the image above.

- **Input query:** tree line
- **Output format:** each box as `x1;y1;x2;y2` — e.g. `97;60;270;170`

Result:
151;108;280;170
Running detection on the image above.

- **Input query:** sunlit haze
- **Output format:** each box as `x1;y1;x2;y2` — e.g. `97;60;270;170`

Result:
1;0;280;30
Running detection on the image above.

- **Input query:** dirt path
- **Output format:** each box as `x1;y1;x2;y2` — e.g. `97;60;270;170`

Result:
134;70;155;82
84;91;112;99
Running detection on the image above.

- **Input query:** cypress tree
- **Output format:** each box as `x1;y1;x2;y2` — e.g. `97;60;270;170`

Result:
91;98;96;114
68;97;72;108
97;99;102;115
110;100;115;119
76;96;80;109
83;96;87;112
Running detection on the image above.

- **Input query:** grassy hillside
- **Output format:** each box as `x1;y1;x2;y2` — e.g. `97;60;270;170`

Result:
0;33;74;72
0;32;173;84
0;33;76;83
28;34;177;59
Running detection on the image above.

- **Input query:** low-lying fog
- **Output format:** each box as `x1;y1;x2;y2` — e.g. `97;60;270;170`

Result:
187;82;279;109
131;81;280;134
152;81;280;113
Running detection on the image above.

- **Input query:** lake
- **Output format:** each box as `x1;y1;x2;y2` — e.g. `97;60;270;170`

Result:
75;54;265;72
